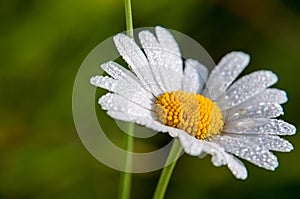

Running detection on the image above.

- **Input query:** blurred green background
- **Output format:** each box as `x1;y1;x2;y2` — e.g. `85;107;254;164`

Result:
1;0;300;198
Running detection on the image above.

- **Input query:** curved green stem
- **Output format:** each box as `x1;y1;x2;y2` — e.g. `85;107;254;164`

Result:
153;139;182;199
118;1;134;199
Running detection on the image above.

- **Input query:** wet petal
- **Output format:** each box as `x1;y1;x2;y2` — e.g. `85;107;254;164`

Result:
224;118;296;135
182;59;208;93
90;75;153;109
216;135;278;170
222;134;293;152
203;51;250;100
139;29;183;92
225;103;283;122
113;34;162;96
216;70;278;110
220;88;287;111
156;26;183;75
99;93;153;115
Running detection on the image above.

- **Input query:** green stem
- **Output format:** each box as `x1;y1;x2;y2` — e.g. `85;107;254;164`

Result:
118;124;134;199
153;139;182;199
124;0;133;38
118;1;134;199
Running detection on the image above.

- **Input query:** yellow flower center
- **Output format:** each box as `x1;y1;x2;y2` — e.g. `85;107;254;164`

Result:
155;90;224;140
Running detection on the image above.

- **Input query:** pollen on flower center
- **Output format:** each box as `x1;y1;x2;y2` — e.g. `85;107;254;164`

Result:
155;90;224;140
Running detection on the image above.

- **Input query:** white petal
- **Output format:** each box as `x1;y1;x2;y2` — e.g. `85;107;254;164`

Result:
98;90;183;137
90;75;153;110
182;59;208;93
101;61;139;81
216;135;278;170
220;88;287;111
216;70;278;110
178;132;204;156
113;34;162;96
99;93;153;115
224;118;296;135
155;26;183;75
203;51;250;100
225;103;283;122
223;134;293;152
99;95;182;137
107;110;181;137
226;155;248;180
177;132;248;179
99;95;170;133
138;30;167;92
235;88;287;106
138;30;183;92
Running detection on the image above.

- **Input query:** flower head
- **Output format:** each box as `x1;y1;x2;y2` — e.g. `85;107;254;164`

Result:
90;26;296;179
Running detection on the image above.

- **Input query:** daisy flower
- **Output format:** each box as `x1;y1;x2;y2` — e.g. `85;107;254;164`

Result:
90;26;296;179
